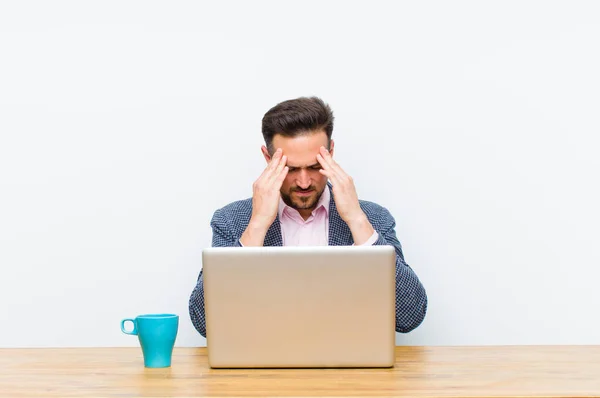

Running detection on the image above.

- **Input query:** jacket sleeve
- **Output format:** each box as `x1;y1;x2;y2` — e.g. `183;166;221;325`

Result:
189;209;242;338
372;209;428;333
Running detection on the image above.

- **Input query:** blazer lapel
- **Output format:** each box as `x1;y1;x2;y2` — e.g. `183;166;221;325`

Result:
327;184;354;246
264;216;283;246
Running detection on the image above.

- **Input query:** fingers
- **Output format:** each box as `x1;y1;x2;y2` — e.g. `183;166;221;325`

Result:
318;163;342;187
318;146;347;177
274;165;289;188
316;152;341;184
317;153;334;183
318;166;335;182
256;148;288;193
269;148;284;170
275;154;287;174
268;154;287;185
316;148;330;169
318;147;354;189
265;148;283;174
258;148;283;181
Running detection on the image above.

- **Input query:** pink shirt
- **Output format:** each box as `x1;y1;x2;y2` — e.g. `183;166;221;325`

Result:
278;188;379;246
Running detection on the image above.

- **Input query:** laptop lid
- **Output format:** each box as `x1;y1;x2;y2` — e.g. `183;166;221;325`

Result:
202;245;396;368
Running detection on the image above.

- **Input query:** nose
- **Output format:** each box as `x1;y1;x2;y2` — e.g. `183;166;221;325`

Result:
296;169;311;190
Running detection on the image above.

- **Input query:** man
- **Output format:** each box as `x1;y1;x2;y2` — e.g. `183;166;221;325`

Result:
189;96;427;338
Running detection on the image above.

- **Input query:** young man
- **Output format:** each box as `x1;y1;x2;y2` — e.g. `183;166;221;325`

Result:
189;97;427;338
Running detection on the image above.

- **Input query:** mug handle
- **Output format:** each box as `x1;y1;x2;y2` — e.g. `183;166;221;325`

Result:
121;318;137;335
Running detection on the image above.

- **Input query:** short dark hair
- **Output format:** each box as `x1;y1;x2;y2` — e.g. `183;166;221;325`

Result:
261;96;334;154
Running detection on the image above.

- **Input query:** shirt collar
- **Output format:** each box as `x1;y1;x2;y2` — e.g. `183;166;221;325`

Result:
278;185;330;220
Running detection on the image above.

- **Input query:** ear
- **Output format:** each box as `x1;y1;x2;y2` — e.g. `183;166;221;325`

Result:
261;145;271;164
329;139;335;157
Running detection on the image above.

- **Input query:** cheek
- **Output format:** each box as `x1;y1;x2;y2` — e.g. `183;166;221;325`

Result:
280;174;294;190
312;170;327;184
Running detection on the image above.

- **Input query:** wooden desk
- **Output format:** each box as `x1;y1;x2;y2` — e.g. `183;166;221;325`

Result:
0;346;598;397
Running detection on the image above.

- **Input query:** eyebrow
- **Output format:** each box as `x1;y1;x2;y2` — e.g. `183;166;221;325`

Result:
287;162;321;169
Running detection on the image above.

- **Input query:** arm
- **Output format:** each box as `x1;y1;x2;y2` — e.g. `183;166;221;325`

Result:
372;210;427;333
315;146;427;332
188;214;241;338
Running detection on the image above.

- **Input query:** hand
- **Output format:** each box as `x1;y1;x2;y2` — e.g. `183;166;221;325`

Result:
250;148;288;229
317;146;375;245
316;146;363;225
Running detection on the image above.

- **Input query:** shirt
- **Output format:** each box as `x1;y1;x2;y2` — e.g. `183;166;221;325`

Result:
278;187;379;246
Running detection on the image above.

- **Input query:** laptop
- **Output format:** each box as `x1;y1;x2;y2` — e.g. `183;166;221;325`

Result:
202;245;396;368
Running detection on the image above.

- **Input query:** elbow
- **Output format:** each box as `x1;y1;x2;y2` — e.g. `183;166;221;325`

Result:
189;304;207;338
395;288;428;334
188;284;207;338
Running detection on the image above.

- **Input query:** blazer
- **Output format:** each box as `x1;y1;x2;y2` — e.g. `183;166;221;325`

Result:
189;185;428;338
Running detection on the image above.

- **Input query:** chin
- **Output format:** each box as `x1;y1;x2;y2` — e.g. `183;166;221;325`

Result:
292;197;317;209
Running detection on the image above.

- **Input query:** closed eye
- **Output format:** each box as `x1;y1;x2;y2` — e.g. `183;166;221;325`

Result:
287;164;321;172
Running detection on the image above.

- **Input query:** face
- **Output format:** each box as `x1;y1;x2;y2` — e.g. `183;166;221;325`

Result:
262;130;334;216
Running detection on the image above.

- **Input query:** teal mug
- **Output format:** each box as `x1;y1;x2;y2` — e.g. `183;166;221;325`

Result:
121;314;179;368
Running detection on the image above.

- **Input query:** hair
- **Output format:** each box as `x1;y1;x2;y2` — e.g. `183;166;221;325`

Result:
261;96;334;154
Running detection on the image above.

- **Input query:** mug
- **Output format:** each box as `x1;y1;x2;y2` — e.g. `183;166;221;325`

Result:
121;313;179;368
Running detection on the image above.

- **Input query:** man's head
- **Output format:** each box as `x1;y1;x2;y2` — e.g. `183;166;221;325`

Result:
261;97;335;216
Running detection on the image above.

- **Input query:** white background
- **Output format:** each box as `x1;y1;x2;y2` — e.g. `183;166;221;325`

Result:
1;1;599;348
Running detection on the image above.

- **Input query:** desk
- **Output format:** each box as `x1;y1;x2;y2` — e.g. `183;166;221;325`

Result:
0;346;598;397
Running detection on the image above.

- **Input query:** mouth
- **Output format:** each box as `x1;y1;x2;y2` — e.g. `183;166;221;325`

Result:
294;189;314;197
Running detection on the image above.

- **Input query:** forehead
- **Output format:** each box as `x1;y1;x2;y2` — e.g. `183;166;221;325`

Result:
272;131;328;167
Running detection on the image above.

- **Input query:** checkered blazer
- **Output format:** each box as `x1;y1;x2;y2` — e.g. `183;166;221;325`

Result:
189;185;428;338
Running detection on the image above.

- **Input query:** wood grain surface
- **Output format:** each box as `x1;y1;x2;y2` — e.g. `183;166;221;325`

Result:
1;346;599;397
